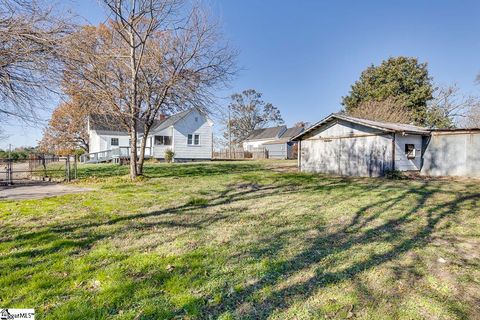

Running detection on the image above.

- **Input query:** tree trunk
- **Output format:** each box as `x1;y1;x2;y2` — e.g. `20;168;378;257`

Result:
129;123;138;180
137;126;150;175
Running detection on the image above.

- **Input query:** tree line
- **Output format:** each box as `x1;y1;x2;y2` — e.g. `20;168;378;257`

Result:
1;0;237;179
2;1;480;179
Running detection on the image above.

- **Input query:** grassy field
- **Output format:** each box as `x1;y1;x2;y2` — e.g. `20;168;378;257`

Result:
0;161;479;319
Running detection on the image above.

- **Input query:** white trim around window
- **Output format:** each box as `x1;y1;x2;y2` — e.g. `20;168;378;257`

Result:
187;134;200;145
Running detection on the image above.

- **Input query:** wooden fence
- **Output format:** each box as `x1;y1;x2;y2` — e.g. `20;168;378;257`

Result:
213;148;268;160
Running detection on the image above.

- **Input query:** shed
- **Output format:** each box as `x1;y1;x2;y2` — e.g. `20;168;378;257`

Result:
292;113;430;177
242;126;287;151
421;129;480;178
261;127;304;159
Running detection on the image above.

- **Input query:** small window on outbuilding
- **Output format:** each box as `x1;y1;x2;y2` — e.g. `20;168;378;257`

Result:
405;144;415;159
111;138;119;146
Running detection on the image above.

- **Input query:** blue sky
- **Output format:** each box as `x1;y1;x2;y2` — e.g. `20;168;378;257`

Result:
3;0;480;148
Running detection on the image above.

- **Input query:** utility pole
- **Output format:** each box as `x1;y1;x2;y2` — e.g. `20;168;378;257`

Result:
228;105;232;159
7;144;12;185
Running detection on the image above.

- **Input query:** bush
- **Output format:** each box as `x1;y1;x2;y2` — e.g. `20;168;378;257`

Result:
165;149;175;163
384;170;406;180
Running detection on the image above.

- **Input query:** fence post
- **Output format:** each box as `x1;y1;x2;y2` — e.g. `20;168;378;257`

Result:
74;155;78;180
7;159;13;186
66;157;71;182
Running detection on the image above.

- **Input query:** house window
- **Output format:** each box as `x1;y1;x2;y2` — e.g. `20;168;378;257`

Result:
154;135;172;145
111;138;119;146
188;134;200;145
405;144;416;159
195;116;199;122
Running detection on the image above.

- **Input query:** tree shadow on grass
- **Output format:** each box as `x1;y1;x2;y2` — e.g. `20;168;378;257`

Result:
1;172;478;318
75;162;265;179
200;182;479;319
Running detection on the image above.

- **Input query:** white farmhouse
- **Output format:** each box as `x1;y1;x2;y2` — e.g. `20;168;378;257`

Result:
86;108;213;163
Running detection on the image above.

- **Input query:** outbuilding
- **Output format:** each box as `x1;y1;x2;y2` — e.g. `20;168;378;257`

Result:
261;127;304;159
421;128;480;178
292;113;431;177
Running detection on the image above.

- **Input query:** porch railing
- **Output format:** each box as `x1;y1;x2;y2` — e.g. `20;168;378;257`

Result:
79;146;152;163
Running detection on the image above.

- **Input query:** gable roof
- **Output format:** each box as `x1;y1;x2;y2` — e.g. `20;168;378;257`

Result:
151;109;193;132
280;126;304;139
88;114;143;132
89;108;199;133
292;113;431;140
245;125;287;141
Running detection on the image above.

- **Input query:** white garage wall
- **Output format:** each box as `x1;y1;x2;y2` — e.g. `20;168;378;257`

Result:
394;134;423;171
243;140;274;151
300;120;394;177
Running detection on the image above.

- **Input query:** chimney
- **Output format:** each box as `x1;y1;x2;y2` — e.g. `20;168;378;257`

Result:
159;114;166;120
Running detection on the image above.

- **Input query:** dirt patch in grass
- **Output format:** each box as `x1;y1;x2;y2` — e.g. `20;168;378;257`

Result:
0;182;92;200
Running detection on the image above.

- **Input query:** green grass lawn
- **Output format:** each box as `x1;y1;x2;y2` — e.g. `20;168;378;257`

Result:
1;161;479;319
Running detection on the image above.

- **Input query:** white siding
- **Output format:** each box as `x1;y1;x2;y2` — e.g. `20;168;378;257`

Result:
394;134;423;171
89;130;103;153
243;139;275;151
300;120;393;177
263;143;288;159
148;127;174;158
89;130;129;153
309;120;384;138
171;109;213;159
421;132;480;178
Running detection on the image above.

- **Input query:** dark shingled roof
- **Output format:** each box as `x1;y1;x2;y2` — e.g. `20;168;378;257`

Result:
89;109;195;133
151;109;192;132
245;125;287;140
280;126;304;139
88;114;139;132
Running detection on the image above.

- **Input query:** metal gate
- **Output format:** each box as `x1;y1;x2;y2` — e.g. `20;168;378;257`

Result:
0;155;77;186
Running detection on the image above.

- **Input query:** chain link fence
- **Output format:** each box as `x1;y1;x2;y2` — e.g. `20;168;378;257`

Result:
0;155;77;186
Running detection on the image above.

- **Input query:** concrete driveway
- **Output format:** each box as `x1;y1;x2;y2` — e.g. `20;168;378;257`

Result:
0;182;92;200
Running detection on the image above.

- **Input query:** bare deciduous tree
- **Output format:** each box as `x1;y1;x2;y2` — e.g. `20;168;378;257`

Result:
64;0;236;179
222;89;283;147
0;0;74;123
293;121;310;128
346;98;412;124
428;85;480;128
39;96;90;155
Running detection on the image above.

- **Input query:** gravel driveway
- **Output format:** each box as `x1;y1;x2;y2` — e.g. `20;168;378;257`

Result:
0;182;92;200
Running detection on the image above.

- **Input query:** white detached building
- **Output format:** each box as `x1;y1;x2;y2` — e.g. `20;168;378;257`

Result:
292;113;430;177
86;108;213;162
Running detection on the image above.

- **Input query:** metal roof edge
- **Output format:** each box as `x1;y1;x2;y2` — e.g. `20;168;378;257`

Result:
292;113;432;140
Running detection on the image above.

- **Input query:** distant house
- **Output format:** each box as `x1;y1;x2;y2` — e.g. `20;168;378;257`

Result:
86;108;213;163
242;125;304;159
261;126;304;159
292;113;480;177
